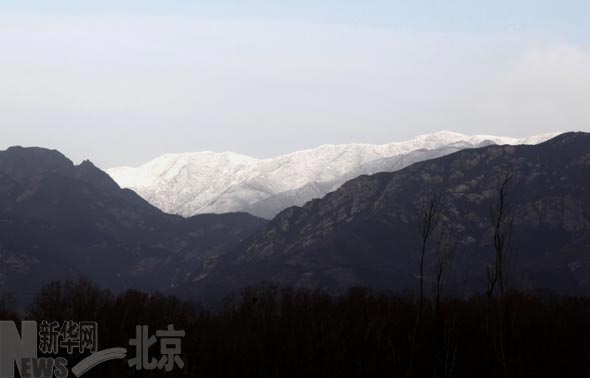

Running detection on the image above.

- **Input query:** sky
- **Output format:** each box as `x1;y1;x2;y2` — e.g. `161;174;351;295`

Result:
1;1;589;168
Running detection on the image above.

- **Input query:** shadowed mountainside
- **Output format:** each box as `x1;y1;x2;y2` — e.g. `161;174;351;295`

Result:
0;146;266;303
187;132;590;299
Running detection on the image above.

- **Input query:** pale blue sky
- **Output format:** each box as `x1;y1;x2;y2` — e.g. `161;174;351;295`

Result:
4;1;590;37
1;1;589;167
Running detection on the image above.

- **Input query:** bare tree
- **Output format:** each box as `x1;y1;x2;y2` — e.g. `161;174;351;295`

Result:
486;171;516;378
433;227;453;314
418;192;442;315
432;226;456;378
487;171;514;299
406;192;443;378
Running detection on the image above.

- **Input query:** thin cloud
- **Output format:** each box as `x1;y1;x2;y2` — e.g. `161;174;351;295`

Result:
0;14;585;167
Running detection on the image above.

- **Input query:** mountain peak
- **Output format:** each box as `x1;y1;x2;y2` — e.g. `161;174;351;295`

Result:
543;131;590;145
0;146;74;183
0;145;267;301
4;145;73;165
75;159;121;192
192;131;590;297
107;131;563;218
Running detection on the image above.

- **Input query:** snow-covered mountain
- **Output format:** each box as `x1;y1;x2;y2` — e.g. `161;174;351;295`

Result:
107;131;560;218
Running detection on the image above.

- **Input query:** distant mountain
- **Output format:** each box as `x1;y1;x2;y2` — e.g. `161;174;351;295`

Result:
107;131;560;219
186;132;590;299
0;146;265;302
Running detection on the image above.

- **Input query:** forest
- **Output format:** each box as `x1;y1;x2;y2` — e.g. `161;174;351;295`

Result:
1;279;590;378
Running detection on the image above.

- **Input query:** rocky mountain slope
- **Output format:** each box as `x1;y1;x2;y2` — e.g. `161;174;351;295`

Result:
187;132;590;299
107;131;560;218
0;146;265;302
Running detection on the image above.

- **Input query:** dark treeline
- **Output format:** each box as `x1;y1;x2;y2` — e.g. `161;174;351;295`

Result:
1;279;590;378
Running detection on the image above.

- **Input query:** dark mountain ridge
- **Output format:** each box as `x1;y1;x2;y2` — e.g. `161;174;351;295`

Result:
2;134;590;304
188;132;590;299
0;146;266;303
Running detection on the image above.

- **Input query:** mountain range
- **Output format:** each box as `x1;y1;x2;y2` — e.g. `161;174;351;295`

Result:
1;131;589;304
0;146;264;303
184;132;590;299
107;131;560;219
